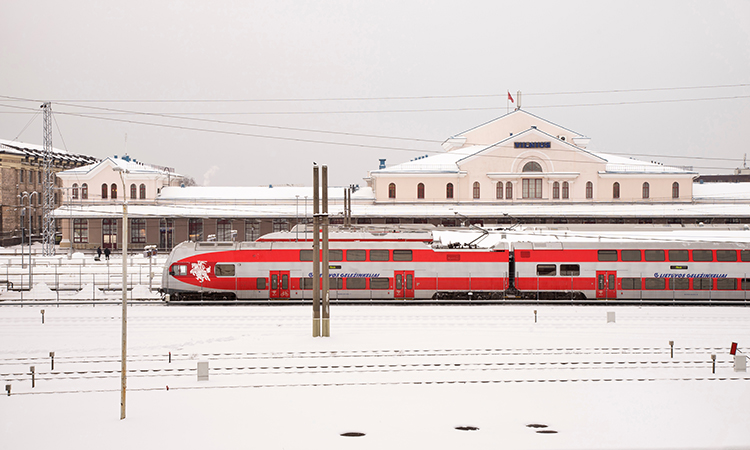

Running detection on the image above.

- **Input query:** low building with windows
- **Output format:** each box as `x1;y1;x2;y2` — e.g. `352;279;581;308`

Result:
0;139;98;246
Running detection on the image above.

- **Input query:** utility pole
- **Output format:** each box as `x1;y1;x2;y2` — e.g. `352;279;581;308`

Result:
41;103;55;256
321;165;330;337
312;165;320;337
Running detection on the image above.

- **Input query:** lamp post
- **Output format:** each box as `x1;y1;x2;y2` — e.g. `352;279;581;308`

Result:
113;167;129;420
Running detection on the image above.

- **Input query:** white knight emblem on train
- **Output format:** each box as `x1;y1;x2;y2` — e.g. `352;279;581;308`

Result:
191;261;211;283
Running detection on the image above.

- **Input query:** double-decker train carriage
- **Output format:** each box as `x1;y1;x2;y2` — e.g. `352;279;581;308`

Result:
161;238;510;301
161;227;750;303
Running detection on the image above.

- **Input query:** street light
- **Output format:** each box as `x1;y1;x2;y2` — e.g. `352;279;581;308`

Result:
113;166;129;420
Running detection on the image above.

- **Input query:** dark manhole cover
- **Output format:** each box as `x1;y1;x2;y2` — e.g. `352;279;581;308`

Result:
526;424;548;428
340;432;365;437
536;430;558;434
455;426;479;431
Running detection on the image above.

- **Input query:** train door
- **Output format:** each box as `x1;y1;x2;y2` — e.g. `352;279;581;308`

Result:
270;270;290;299
596;270;617;299
394;270;414;299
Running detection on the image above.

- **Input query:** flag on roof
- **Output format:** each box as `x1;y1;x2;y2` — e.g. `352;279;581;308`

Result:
507;91;514;103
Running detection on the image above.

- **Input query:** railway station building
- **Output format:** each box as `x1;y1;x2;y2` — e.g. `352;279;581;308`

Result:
51;109;750;251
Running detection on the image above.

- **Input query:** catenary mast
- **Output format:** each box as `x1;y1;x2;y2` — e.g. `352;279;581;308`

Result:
41;102;55;256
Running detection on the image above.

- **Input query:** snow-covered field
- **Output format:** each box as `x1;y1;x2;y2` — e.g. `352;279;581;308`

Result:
1;303;749;449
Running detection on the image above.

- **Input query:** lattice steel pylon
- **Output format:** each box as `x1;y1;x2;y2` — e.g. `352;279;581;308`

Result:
41;102;55;256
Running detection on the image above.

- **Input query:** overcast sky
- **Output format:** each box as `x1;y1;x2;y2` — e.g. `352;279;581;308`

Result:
1;0;749;187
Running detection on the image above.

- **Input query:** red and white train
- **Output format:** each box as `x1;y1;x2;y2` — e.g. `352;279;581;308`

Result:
160;227;750;303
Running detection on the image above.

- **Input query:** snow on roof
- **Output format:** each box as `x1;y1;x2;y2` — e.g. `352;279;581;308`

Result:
374;146;485;173
159;185;361;201
693;181;750;201
60;156;181;177
0;138;97;163
594;151;696;174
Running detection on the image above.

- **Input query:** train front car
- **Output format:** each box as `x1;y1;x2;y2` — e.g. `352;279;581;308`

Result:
161;235;511;302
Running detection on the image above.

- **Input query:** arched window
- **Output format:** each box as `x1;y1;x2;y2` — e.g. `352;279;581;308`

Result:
585;181;593;199
446;183;454;199
139;184;146;199
72;183;79;200
111;183;118;200
496;182;503;199
642;182;650;199
552;182;560;199
613;182;620;199
562;182;569;199
417;183;425;199
522;161;543;172
130;183;137;199
388;183;396;199
101;183;108;199
473;182;480;199
672;182;679;199
81;183;88;200
505;182;513;200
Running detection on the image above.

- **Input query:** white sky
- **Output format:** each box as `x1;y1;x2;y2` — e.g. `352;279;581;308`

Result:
1;0;749;186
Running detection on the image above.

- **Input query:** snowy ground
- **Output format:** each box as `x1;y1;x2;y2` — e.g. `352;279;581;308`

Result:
1;303;750;449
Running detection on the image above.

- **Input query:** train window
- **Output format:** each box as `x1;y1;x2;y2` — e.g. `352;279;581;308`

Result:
370;250;390;261
693;278;713;290
597;250;618;261
330;278;343;289
346;250;366;261
301;278;313;290
271;274;278;289
214;264;235;277
370;277;389;289
257;278;266;290
669;278;690;290
742;279;750;290
716;250;737;262
717;278;737;290
300;250;313;261
393;250;413;261
741;251;750;262
346;278;366;289
560;264;580;276
169;264;188;276
692;250;713;262
621;278;641;290
281;274;289;290
644;250;665;262
621;250;641;262
406;274;413;289
395;274;402;289
330;250;343;262
644;278;666;290
536;264;556;276
668;250;689;262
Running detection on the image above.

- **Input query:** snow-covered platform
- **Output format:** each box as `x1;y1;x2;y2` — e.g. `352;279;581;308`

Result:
1;304;749;449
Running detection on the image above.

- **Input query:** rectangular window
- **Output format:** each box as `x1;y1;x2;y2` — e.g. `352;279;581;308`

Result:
346;278;366;289
644;250;665;262
560;264;580;276
216;219;232;241
692;250;713;262
73;218;88;243
370;250;389;261
300;250;313;261
668;250;689;262
717;278;737;290
189;218;203;242
301;278;313;290
644;278;666;290
19;169;24;183
742;278;750;290
621;250;642;262
393;250;413;261
536;264;556;276
170;265;188;276
130;218;146;244
244;219;259;242
621;278;641;290
694;278;713;290
598;250;618;262
742;250;750;262
669;278;690;290
346;250;366;261
716;250;737;262
329;250;343;262
522;179;543;199
272;219;289;232
257;278;266;290
370;277;389;289
214;264;235;277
